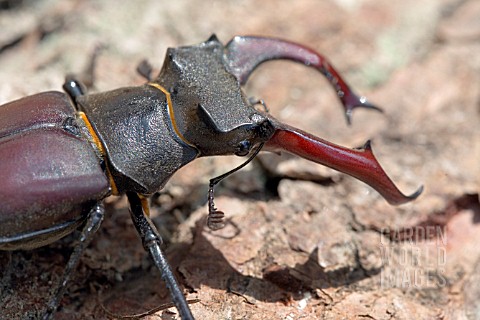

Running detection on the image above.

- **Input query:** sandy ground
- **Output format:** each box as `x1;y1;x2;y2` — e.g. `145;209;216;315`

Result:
0;0;479;319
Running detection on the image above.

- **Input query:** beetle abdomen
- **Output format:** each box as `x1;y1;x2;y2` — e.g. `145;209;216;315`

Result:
0;92;109;249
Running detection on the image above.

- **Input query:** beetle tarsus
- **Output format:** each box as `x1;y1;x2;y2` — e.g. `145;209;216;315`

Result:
127;192;194;320
43;203;105;320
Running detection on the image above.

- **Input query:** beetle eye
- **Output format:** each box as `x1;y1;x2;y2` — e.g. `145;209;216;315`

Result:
235;140;251;156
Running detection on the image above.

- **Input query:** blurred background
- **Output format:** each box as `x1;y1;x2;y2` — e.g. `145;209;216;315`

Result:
0;0;478;319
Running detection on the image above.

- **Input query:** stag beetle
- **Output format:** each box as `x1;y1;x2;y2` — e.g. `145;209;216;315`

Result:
0;35;422;319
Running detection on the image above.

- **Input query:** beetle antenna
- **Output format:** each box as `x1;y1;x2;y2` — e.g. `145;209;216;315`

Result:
207;143;264;230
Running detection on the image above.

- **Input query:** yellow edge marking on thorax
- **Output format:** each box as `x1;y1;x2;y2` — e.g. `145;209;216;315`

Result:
147;82;197;149
138;194;151;217
78;111;119;195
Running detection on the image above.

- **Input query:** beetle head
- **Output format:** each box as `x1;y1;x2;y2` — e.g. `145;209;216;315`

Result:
154;35;275;157
153;35;421;205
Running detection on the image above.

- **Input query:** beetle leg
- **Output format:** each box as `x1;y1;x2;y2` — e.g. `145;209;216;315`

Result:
126;192;194;320
63;76;87;107
62;45;104;102
225;36;382;124
43;203;105;320
136;59;154;81
79;44;104;89
248;97;269;113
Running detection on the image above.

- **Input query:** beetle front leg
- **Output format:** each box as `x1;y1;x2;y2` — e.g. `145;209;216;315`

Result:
43;203;105;320
126;192;194;320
